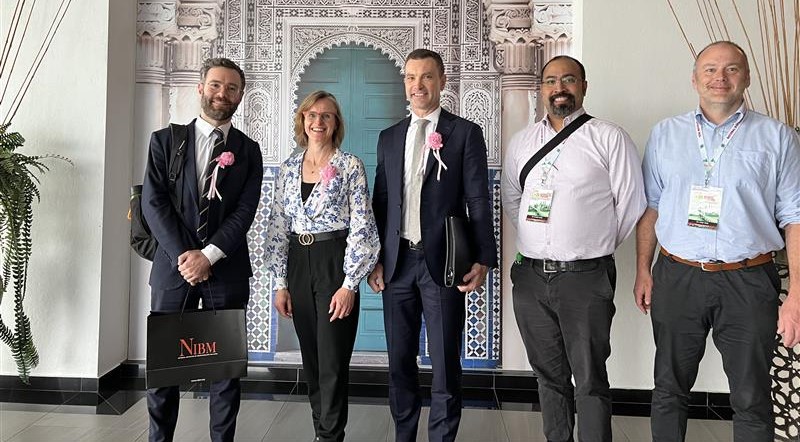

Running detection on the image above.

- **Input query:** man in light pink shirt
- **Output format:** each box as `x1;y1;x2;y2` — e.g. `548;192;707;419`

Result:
500;55;646;442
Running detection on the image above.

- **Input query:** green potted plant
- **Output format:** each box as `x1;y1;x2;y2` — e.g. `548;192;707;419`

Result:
0;1;73;383
0;125;68;383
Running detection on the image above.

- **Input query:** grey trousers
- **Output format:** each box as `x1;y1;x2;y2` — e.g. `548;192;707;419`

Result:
650;255;779;442
511;257;616;442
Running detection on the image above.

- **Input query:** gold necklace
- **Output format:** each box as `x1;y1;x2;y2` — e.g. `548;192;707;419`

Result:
305;146;333;174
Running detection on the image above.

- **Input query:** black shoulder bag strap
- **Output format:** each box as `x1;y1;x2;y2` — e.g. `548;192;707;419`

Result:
167;123;189;213
518;113;593;190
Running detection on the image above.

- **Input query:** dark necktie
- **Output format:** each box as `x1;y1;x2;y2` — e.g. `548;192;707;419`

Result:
197;128;225;245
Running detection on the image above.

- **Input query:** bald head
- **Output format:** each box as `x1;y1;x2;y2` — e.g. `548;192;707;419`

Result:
691;40;751;122
694;41;749;75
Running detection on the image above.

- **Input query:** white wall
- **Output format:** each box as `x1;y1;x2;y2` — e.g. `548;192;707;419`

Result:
0;0;134;378
0;0;737;390
581;0;729;392
98;0;137;376
501;0;734;393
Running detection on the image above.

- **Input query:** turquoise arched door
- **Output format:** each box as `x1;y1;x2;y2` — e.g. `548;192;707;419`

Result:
296;44;406;351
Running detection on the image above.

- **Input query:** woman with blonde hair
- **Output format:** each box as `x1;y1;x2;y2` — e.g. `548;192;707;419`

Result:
265;90;379;442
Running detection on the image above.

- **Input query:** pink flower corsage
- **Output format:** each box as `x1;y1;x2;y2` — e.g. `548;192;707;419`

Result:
427;132;443;150
206;151;235;201
427;132;447;181
320;164;337;187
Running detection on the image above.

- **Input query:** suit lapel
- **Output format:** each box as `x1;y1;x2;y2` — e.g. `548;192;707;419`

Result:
184;122;200;216
215;127;242;188
391;117;411;197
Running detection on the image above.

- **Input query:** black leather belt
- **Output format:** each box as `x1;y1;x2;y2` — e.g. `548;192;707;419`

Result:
400;238;424;251
289;229;348;246
519;255;612;273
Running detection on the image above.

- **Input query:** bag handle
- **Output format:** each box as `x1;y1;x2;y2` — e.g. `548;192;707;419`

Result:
179;281;219;319
518;113;593;191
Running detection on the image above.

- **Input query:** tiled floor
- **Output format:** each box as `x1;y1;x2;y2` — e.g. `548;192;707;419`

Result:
0;394;733;442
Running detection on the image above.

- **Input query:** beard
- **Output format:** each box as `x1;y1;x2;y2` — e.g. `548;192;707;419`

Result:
201;94;239;121
548;93;576;118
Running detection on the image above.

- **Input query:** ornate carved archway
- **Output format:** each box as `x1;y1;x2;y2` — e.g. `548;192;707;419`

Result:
135;0;506;369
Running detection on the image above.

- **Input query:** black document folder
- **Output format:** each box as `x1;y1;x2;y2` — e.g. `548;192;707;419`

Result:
444;216;474;287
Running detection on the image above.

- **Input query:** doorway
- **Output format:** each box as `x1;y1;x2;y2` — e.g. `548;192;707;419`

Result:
296;44;407;351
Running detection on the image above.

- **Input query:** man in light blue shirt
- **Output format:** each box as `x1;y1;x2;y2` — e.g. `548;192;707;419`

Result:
634;41;800;442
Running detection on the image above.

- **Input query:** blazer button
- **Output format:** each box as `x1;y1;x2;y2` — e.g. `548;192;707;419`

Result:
395;230;400;235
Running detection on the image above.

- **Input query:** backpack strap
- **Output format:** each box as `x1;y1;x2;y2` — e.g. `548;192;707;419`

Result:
167;123;189;212
518;113;593;191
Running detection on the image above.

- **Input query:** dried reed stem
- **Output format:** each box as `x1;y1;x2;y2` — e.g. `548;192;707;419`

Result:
0;0;27;81
668;0;698;57
0;0;37;107
707;0;729;40
695;0;715;41
712;0;732;38
790;0;797;127
776;0;792;123
753;1;768;112
672;0;798;128
2;0;73;124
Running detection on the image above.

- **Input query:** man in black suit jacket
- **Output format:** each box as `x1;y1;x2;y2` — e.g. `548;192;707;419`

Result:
142;58;263;442
368;49;497;442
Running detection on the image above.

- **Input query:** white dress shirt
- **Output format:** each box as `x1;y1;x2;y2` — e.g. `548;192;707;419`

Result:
193;117;232;264
501;108;646;261
401;107;442;240
194;118;232;196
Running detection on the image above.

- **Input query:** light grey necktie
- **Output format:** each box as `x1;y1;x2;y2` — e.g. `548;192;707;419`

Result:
406;119;429;244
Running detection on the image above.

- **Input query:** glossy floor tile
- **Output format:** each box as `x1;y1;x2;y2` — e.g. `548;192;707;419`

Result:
0;395;734;441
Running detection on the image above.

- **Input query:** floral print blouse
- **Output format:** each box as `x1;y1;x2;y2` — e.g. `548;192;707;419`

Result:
265;149;380;291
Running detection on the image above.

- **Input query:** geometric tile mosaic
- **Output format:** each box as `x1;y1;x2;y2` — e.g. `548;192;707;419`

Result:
247;165;279;358
217;0;502;368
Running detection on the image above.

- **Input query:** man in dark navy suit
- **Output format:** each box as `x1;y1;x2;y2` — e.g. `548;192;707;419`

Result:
142;58;263;442
368;49;497;442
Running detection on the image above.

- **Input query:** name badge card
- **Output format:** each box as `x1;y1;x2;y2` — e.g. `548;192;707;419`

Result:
525;188;554;223
687;185;722;230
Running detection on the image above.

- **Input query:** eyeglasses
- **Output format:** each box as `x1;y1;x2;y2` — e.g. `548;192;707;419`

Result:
205;81;242;95
303;111;337;123
541;75;581;87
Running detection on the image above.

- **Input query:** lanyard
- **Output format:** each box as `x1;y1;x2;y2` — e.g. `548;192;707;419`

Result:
537;129;567;186
694;111;745;186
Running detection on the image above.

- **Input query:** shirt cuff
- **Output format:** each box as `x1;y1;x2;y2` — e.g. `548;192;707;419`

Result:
201;244;226;265
342;276;359;291
274;277;287;290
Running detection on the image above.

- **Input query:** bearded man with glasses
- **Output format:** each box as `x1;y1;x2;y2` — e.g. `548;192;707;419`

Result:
501;55;646;442
142;57;263;442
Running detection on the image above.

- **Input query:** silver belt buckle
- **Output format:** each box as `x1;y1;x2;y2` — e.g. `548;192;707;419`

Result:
543;259;557;273
298;233;314;246
700;259;725;271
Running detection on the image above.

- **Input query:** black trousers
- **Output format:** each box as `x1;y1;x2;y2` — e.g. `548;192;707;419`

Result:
650;255;779;442
288;236;358;442
147;280;250;442
382;248;465;442
510;257;616;442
